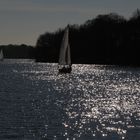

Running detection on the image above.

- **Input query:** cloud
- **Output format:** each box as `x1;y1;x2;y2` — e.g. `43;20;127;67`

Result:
0;0;135;18
0;0;106;16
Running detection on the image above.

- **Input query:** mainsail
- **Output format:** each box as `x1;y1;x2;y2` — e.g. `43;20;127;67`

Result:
59;27;71;65
0;49;3;61
66;43;71;65
58;26;72;73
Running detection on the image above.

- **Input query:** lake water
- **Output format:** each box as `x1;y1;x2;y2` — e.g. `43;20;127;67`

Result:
0;60;140;140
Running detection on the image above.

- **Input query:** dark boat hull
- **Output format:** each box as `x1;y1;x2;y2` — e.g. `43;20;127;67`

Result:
58;67;72;73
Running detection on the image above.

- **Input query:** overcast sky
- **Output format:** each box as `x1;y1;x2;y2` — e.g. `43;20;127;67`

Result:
0;0;139;46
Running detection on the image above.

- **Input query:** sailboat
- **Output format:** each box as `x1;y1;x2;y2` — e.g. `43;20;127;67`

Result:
58;26;72;73
0;49;3;61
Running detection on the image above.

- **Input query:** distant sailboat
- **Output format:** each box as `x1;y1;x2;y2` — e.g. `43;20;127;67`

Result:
0;49;3;61
58;26;72;73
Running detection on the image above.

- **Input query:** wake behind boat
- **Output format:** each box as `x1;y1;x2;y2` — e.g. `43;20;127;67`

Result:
58;26;72;73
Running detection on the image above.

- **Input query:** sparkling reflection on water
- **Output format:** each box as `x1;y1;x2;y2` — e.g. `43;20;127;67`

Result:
0;62;140;140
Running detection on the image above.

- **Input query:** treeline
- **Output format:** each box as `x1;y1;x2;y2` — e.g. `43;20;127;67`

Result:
35;9;140;66
0;44;34;59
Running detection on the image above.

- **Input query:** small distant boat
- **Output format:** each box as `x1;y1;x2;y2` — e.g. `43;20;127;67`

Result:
58;26;72;73
0;49;3;61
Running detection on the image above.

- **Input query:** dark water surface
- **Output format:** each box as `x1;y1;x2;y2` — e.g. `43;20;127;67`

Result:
0;61;140;140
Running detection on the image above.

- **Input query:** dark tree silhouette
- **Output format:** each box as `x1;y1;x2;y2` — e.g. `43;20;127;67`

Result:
0;44;35;59
35;10;140;66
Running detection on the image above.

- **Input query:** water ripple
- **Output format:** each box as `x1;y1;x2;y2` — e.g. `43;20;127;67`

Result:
0;62;140;139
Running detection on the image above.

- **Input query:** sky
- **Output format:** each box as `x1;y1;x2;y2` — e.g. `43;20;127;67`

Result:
0;0;140;46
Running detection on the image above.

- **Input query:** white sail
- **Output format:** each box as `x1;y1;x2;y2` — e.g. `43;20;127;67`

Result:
58;26;72;73
58;27;71;66
67;43;71;65
0;49;3;61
